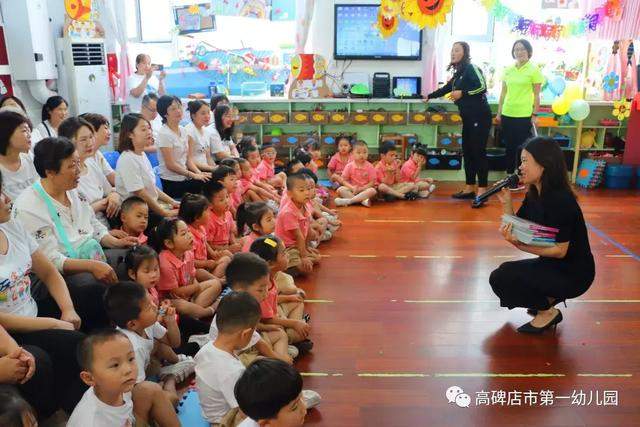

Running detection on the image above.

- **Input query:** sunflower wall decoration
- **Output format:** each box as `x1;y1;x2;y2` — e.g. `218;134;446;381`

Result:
612;99;631;120
376;0;454;38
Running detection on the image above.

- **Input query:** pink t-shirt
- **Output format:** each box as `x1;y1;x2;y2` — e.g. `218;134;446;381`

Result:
121;227;148;245
206;209;236;246
328;153;352;175
148;288;160;306
158;249;196;299
280;189;290;207
230;187;243;210
341;160;377;187
275;201;309;247
259;278;278;320
375;160;402;185
188;224;208;261
255;159;275;181
308;160;318;174
241;232;261;252
400;158;420;183
239;177;253;195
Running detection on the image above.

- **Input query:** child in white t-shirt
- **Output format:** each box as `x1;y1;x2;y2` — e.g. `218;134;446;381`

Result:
104;281;194;406
68;329;180;427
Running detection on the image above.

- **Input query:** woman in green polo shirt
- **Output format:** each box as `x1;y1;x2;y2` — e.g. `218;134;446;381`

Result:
496;39;544;178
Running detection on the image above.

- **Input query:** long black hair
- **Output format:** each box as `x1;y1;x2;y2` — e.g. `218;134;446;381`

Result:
236;201;272;235
521;136;574;200
214;104;234;141
447;41;471;73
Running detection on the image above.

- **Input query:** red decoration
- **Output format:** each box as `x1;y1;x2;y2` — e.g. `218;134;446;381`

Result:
0;27;9;65
0;75;13;96
197;61;208;71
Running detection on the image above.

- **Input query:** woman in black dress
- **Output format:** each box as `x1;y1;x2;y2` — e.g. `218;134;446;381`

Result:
489;136;595;334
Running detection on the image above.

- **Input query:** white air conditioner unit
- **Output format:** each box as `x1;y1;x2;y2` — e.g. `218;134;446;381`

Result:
58;38;111;122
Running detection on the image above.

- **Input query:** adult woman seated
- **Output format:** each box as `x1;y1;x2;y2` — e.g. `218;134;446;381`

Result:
0;172;86;418
12;137;138;331
32;96;68;146
0;95;27;114
115;113;179;229
156;95;210;198
209;104;239;161
80;113;116;186
58;117;121;228
490;136;595;334
0;111;38;203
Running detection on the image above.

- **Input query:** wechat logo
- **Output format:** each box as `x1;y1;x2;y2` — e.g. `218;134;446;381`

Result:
446;386;471;408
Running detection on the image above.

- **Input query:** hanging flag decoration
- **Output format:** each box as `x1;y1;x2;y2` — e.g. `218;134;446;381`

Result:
481;0;625;40
376;0;453;38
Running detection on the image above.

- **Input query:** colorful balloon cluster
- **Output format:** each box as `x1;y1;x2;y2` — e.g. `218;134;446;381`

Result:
376;0;453;38
482;0;624;40
550;80;591;121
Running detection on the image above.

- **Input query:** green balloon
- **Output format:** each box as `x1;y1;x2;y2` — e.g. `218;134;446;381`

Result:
569;100;590;121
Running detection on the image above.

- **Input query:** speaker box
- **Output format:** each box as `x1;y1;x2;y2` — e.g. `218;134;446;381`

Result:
373;72;390;98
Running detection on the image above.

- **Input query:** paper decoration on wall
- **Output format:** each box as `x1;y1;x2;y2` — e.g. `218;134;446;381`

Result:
174;3;216;35
612;99;631;120
213;0;294;20
288;53;331;99
482;0;624;40
376;7;399;38
377;0;452;36
64;0;104;38
65;0;92;21
576;159;606;189
0;75;12;97
602;71;620;93
271;0;295;21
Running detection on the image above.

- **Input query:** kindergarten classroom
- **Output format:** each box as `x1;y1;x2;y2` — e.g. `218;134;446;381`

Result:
1;0;640;426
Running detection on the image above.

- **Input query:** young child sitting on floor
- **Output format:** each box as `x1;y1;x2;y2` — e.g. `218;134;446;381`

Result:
275;174;320;275
243;146;280;197
68;329;180;427
237;201;276;252
238;157;279;203
203;181;243;253
376;141;419;201
0;386;37;427
104;281;195;405
334;140;377;208
234;358;313;427
152;218;222;319
214;253;296;365
250;236;312;354
195;291;263;426
119;196;149;244
179;193;232;280
212;166;242;214
327;135;353;188
400;143;436;198
255;143;287;190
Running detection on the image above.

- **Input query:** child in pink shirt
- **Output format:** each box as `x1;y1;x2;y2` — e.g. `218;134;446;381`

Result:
275;174;320;274
236;201;276;252
211;165;241;214
153;218;221;319
400;143;436;198
179;193;232;280
243;145;280;198
255;143;287;189
119;196;149;245
328;135;353;188
334;140;378;207
203;181;242;253
238;157;278;203
376;141;420;201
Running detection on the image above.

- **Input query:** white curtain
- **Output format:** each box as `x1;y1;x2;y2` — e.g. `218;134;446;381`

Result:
294;0;315;53
421;25;448;97
100;0;131;102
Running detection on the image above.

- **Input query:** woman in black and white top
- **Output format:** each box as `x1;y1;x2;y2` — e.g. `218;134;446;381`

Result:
115;113;179;229
0;169;87;418
13;138;137;330
185;100;216;173
0;111;38;203
156;95;210;198
32;96;68;146
209;104;239;160
80;113;116;186
58;117;121;228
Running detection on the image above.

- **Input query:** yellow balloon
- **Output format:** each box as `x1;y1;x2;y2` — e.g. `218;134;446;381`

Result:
552;98;570;116
563;83;583;103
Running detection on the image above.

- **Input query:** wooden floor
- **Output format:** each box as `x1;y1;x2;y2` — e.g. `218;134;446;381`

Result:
293;182;640;427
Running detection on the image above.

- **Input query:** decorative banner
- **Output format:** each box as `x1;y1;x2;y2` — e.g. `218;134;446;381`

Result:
481;0;624;40
376;0;453;38
0;27;8;65
65;0;92;22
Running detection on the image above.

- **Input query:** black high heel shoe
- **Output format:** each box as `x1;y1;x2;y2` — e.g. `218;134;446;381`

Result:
517;310;563;334
527;299;567;316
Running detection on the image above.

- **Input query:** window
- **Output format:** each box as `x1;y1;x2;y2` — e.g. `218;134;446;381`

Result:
451;0;494;42
139;0;174;43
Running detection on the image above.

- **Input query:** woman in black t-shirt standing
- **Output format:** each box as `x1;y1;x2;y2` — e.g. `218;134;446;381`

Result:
489;136;595;334
427;41;492;206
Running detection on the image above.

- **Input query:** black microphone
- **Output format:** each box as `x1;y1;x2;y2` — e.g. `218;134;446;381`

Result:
474;174;520;204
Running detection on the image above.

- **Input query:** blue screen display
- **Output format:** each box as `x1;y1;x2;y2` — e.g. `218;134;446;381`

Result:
395;77;418;95
334;5;422;59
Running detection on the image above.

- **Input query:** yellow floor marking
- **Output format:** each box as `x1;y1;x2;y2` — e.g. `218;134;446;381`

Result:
395;255;408;259
304;299;334;303
577;374;633;377
435;373;565;378
605;254;633;258
413;255;442;259
348;255;378;258
300;373;330;377
444;256;463;259
431;220;494;224
365;220;425;223
358;373;430;378
494;255;517;258
319;254;331;258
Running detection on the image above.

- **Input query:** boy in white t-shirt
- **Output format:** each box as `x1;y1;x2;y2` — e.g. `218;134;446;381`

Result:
68;329;180;427
235;358;309;427
195;291;262;425
104;281;195;406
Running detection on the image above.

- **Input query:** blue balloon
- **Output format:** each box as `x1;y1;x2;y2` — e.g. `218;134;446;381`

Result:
549;76;566;96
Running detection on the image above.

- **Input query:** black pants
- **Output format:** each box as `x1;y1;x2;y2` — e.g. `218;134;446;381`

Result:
13;330;87;418
461;109;492;187
501;116;533;174
489;258;594;310
161;178;203;199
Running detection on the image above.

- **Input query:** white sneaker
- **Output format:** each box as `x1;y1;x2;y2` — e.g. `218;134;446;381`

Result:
309;240;319;249
361;198;371;207
334;197;350;207
266;199;279;213
302;389;321;409
320;230;332;241
287;345;299;359
159;359;195;383
428;184;436;193
188;334;211;348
